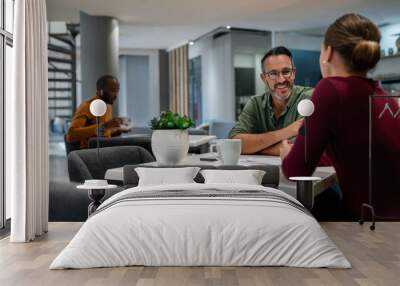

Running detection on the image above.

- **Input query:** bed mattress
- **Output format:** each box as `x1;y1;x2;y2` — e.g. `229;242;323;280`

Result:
50;183;350;269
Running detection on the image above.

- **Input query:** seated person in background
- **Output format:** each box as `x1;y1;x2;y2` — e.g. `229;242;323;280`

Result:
229;46;313;156
67;74;124;148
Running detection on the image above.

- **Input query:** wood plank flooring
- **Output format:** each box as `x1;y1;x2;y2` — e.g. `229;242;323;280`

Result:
1;222;399;286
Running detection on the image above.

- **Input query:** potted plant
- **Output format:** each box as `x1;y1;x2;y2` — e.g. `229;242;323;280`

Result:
150;111;195;165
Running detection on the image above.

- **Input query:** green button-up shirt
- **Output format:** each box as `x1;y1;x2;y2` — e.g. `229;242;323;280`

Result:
229;85;314;138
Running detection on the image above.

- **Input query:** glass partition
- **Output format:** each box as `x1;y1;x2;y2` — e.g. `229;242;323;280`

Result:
362;94;400;227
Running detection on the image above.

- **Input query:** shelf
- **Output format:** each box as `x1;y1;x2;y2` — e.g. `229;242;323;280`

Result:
380;53;400;60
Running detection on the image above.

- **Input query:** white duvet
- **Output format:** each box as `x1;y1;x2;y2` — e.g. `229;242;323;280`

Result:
50;183;351;269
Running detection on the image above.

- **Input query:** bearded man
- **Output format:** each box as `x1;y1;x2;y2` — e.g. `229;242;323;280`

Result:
229;46;314;155
67;74;125;149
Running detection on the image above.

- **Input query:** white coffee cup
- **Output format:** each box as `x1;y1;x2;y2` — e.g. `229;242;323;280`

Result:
216;139;241;165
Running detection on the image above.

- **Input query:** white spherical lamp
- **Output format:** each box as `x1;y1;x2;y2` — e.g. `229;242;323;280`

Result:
89;99;107;117
89;99;107;162
297;99;315;165
297;99;314;117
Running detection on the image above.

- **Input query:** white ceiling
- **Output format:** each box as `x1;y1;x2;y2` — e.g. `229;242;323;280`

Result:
46;0;400;49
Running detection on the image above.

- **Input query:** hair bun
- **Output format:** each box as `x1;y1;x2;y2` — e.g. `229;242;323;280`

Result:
351;40;380;72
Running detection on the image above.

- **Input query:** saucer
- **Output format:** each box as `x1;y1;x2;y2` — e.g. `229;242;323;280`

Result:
119;125;132;132
84;179;108;186
289;177;321;181
77;184;117;190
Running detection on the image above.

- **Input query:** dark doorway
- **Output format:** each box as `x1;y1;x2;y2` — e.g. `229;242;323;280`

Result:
189;56;202;124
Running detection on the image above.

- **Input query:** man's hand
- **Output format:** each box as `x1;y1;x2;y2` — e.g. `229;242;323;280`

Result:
283;118;304;139
102;118;123;129
113;126;132;133
258;142;282;156
280;139;293;161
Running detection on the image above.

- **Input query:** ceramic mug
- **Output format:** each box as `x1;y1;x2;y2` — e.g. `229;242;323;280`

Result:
210;139;241;165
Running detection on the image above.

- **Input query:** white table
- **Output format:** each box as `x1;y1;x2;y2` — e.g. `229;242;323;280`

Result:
104;153;337;199
121;134;216;148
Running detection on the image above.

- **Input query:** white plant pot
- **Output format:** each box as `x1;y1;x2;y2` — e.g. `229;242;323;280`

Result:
151;129;189;165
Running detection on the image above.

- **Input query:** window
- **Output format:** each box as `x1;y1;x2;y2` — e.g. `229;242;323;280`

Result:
5;0;13;33
1;0;14;230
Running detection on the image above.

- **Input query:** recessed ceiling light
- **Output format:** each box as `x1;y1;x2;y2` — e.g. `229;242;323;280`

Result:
226;26;231;29
189;41;195;45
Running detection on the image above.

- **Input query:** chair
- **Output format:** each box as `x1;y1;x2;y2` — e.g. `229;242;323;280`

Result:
88;136;153;155
64;134;81;155
188;128;208;135
49;146;155;222
209;120;236;139
68;145;155;183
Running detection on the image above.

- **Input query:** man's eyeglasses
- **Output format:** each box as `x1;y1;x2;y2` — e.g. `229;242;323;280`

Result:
263;68;295;80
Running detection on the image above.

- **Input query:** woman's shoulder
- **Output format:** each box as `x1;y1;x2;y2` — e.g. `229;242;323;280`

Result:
313;78;339;99
315;76;379;99
317;76;375;90
315;77;349;90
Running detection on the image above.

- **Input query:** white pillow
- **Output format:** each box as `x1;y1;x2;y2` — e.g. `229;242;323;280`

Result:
200;169;266;185
135;167;201;186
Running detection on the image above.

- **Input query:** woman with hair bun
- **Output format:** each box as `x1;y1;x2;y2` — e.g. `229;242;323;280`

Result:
280;13;400;220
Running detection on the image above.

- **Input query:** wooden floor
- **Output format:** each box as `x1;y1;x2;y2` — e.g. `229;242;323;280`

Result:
0;222;399;286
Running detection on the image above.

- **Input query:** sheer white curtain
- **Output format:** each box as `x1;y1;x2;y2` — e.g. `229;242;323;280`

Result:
7;0;49;242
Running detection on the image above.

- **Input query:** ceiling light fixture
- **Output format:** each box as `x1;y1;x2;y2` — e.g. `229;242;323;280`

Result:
189;41;195;45
226;25;231;29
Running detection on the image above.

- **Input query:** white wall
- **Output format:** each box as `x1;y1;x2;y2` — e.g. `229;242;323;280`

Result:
380;23;400;55
211;34;235;121
119;56;128;116
189;31;271;123
234;54;254;68
232;32;271;55
189;33;234;122
275;32;322;51
119;49;160;126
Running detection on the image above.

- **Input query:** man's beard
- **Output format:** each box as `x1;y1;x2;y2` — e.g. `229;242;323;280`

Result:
103;95;116;105
270;81;293;102
271;88;292;101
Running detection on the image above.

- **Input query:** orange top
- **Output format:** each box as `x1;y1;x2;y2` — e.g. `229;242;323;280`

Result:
66;96;113;148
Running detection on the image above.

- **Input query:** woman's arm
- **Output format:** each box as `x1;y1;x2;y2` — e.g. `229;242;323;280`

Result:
281;79;338;178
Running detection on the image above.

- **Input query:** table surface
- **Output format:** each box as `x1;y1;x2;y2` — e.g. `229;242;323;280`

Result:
104;153;337;198
121;134;217;147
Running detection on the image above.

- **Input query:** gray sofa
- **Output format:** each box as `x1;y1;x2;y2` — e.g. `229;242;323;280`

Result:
68;145;154;183
49;146;155;222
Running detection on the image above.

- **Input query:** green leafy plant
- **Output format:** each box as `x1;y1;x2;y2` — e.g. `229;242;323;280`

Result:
150;111;195;130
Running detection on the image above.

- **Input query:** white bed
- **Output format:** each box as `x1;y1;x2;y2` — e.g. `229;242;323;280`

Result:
50;183;350;269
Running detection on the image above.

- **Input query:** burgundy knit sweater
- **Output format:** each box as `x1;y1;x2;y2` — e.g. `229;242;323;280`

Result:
282;76;400;219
